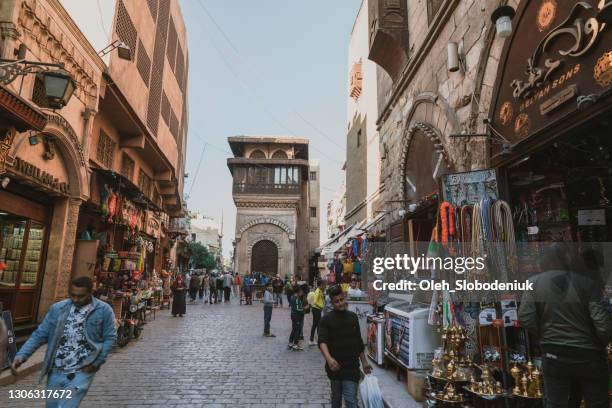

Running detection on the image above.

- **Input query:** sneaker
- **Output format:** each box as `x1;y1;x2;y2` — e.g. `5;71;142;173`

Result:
287;344;294;350
308;340;317;346
293;345;303;351
265;333;276;337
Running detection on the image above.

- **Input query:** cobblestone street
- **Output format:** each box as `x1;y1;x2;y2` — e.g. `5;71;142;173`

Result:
0;298;333;407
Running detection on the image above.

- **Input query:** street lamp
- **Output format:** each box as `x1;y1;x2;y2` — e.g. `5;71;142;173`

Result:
0;57;76;109
40;69;76;110
491;5;516;38
98;40;132;60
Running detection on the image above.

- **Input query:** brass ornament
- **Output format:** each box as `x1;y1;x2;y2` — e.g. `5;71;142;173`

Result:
514;113;530;138
499;101;514;126
594;51;612;87
537;0;557;32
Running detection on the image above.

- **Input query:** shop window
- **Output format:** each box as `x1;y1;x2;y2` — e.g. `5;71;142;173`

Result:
309;171;317;181
96;130;116;169
115;0;137;61
0;215;45;288
427;0;444;23
310;207;317;218
120;154;135;181
138;169;152;198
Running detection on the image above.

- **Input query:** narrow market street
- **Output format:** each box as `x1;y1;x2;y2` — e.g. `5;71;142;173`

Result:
0;299;332;408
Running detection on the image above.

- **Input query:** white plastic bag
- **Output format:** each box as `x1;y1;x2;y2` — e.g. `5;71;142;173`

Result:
359;374;384;408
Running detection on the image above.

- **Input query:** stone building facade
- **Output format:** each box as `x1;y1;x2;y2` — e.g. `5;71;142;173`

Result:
228;136;319;279
367;0;511;231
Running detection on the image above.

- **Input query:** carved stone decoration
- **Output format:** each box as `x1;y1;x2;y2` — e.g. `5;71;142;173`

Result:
538;0;557;32
247;235;282;257
0;127;17;173
237;217;295;241
42;136;56;160
594;50;612;87
383;0;404;25
349;60;363;101
45;113;85;166
235;200;299;209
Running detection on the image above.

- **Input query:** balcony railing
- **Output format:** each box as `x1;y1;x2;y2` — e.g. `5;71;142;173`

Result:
168;217;189;233
233;182;300;195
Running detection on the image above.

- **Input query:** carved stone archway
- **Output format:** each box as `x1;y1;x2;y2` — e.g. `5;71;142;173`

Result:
237;217;295;241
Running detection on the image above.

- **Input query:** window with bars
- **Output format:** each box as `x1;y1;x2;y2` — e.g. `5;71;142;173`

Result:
169;110;179;140
161;92;171;125
427;0;444;23
309;171;317;181
138;169;152;198
31;76;48;107
120;154;135;180
175;45;185;91
115;0;137;61
136;40;151;85
96;130;116;169
310;207;317;218
166;18;178;71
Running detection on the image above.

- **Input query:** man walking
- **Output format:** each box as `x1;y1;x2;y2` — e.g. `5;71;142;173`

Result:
188;272;200;303
11;277;116;407
309;279;326;346
519;244;612;408
272;274;284;307
222;271;233;302
209;273;218;304
318;285;371;408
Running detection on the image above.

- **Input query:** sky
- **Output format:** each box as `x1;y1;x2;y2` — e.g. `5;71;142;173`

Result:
181;0;362;257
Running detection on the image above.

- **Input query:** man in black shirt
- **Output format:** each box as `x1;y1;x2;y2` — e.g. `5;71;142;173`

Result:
318;285;371;408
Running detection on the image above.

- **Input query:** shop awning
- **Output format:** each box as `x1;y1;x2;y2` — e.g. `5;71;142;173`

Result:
360;212;386;232
319;221;365;258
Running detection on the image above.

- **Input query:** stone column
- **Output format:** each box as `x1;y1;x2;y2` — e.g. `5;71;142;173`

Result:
37;198;82;321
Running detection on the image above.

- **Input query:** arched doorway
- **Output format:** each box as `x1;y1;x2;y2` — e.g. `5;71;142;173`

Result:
250;240;278;275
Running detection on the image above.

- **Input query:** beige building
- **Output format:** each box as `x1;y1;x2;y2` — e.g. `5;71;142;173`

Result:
228;136;319;280
189;212;222;258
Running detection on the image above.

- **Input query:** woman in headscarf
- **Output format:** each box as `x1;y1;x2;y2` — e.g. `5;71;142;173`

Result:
171;274;187;317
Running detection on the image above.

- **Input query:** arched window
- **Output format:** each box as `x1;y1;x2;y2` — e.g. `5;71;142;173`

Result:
249;149;266;159
271;150;288;159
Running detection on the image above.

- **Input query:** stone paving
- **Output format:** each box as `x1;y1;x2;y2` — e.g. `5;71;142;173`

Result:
0;297;334;407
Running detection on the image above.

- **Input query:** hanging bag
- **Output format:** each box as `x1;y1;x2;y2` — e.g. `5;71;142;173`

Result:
359;375;384;408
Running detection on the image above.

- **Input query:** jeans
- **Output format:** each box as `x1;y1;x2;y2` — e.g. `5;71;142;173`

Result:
289;314;304;345
188;288;197;301
273;293;283;306
46;369;95;408
223;287;231;302
330;379;358;408
310;308;322;341
198;288;204;300
542;352;609;408
263;305;273;334
209;288;218;304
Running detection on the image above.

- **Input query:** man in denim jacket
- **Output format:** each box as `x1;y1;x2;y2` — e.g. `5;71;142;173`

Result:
11;276;116;407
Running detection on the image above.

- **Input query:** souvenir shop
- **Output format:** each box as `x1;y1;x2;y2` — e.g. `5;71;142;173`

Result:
76;169;166;315
364;1;612;405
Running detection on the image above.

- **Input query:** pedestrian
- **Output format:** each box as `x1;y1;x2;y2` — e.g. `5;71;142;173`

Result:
347;277;365;298
233;273;241;298
244;274;253;305
171;274;187;317
272;274;284;307
11;277;116;408
200;273;209;304
309;279;326;346
188;272;200;303
519;243;612;408
209;273;218;304
288;285;309;350
318;284;372;408
263;282;276;337
284;277;295;306
223;271;233;302
216;272;224;302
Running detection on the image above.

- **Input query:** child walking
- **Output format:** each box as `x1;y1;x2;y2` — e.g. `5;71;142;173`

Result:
263;283;275;337
288;285;309;350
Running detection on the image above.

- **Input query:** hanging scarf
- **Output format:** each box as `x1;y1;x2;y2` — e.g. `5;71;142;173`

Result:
439;202;455;246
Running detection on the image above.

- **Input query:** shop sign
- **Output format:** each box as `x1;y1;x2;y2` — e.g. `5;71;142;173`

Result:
491;0;612;150
145;210;161;239
12;157;69;194
577;209;606;226
442;169;498;206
